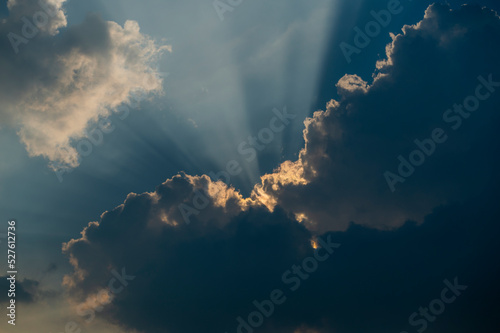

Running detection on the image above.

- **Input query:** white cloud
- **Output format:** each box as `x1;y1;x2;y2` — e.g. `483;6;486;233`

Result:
0;0;170;169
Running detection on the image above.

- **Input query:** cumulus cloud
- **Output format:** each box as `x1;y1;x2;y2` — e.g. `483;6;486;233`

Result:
5;0;67;35
62;173;313;333
59;4;500;333
61;169;500;333
0;0;169;169
62;174;254;290
252;3;500;232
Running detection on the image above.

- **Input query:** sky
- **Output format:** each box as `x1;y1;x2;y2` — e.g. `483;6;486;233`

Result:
0;0;500;332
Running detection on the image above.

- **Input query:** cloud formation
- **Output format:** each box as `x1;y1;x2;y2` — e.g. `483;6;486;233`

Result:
252;3;500;232
0;0;169;169
60;4;500;333
62;173;314;333
62;171;500;333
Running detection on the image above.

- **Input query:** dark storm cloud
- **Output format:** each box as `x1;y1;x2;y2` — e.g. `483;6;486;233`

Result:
62;173;314;333
268;182;500;333
253;3;500;232
62;172;500;333
62;174;254;294
61;4;500;333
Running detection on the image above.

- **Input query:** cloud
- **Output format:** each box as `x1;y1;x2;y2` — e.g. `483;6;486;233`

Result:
5;0;67;35
62;174;255;291
0;0;169;169
59;4;500;333
61;168;500;333
62;173;313;333
252;3;500;232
